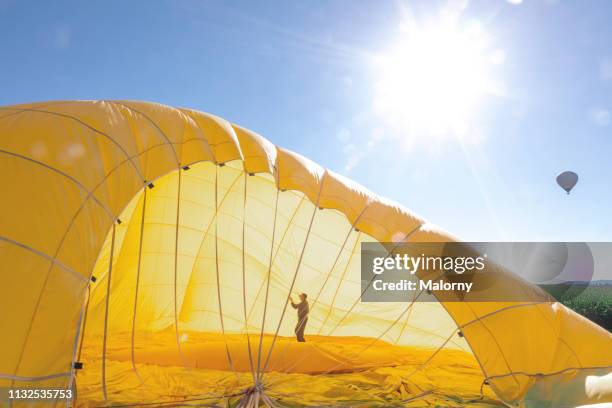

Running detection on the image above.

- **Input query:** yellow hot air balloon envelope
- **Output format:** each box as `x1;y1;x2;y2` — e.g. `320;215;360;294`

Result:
0;101;610;407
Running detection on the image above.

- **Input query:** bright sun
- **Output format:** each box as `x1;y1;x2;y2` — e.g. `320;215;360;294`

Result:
374;20;502;138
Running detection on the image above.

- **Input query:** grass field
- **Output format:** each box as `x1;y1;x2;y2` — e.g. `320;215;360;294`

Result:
542;283;611;332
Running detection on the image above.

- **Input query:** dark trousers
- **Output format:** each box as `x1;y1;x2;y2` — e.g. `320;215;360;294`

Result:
295;317;307;342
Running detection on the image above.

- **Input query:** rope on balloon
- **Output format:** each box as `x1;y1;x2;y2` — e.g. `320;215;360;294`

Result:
173;168;188;369
130;186;147;383
241;172;256;384
323;224;423;337
213;165;238;376
315;230;362;335
101;223;117;401
308;204;370;313
76;286;91;364
181;169;245;388
257;174;327;381
245;195;307;325
255;169;281;382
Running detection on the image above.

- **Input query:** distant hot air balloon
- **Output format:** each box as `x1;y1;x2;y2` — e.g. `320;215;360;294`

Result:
556;171;579;194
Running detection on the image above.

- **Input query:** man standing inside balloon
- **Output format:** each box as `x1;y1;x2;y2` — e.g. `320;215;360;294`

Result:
289;293;309;342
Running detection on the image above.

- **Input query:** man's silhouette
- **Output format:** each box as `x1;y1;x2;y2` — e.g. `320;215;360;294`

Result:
289;293;309;342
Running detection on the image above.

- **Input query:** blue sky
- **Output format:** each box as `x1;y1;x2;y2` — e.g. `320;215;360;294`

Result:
1;0;612;244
